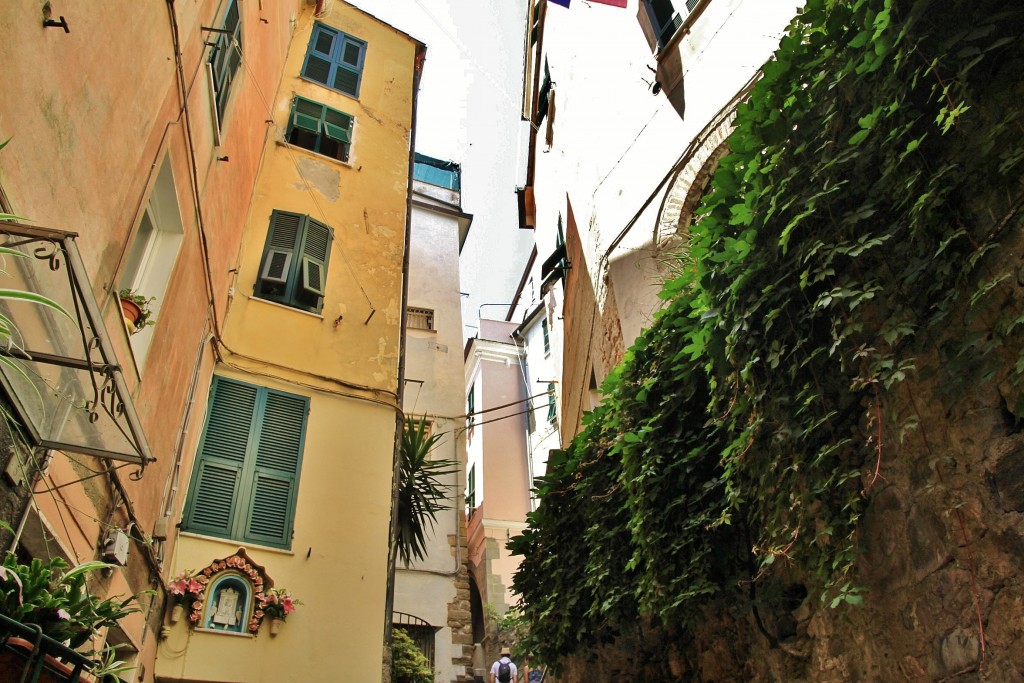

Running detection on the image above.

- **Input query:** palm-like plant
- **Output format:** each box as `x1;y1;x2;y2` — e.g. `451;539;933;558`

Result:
396;416;458;566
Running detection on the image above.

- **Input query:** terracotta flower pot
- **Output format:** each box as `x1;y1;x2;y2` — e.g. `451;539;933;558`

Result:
171;604;185;624
269;618;284;636
120;297;142;331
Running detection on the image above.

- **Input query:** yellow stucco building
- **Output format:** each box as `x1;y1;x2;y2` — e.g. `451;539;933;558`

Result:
156;4;423;681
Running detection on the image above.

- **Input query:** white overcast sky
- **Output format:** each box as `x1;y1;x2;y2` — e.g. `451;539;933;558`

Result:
349;0;537;338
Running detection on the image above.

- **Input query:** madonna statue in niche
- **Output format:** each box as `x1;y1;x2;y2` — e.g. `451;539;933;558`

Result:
204;574;252;633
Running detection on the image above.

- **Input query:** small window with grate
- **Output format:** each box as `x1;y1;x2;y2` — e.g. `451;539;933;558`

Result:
407;307;435;331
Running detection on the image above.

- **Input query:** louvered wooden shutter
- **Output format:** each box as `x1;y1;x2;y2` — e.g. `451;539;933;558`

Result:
183;378;258;536
334;38;365;97
302;25;336;86
211;0;242;119
291;98;323;134
183;378;308;549
297;218;332;311
241;390;307;546
258;210;304;303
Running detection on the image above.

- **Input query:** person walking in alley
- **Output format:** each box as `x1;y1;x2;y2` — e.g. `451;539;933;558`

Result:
490;646;518;683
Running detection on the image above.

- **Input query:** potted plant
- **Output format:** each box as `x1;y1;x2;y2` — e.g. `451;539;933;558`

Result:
117;289;155;334
260;587;299;635
0;553;147;682
167;570;205;624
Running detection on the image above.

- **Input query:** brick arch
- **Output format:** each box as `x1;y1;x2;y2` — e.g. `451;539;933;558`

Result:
655;113;736;244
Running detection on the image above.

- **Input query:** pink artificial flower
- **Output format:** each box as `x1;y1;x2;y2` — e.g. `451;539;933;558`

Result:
282;597;295;615
187;579;203;594
254;610;264;618
266;593;278;605
189;613;200;623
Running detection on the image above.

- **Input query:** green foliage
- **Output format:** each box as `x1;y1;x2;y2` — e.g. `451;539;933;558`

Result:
0;554;144;649
396;416;458;566
513;0;1024;666
391;627;434;683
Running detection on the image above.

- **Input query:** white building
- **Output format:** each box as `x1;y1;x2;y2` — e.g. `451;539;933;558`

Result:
394;154;474;682
509;0;803;443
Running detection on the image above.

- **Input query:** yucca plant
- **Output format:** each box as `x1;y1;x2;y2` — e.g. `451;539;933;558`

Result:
396;416;458;566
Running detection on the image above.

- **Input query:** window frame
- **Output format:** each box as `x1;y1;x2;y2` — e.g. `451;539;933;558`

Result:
181;377;309;550
208;0;243;132
546;382;557;425
286;96;355;163
254;209;334;315
300;22;367;99
407;306;435;331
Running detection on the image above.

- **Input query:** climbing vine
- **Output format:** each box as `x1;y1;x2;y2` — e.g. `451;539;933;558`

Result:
512;0;1024;668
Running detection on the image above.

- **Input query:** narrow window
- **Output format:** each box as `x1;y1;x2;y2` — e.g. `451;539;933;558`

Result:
287;96;354;163
255;210;333;314
301;23;367;98
467;386;475;428
547;382;557;425
119;158;184;367
182;377;308;549
466;465;476;512
209;0;243;129
541;318;550;355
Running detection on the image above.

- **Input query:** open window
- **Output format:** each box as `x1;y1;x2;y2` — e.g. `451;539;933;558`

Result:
118;157;184;368
255;210;333;314
287;96;354;163
208;0;243;135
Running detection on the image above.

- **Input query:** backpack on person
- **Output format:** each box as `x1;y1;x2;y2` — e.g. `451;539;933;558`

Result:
497;660;512;683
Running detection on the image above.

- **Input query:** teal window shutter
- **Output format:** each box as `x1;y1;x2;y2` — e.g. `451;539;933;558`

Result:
256;210;333;313
302;24;336;86
182;378;308;549
301;23;366;98
547;382;557;424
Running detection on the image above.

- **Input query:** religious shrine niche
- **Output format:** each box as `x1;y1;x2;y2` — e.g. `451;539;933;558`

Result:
192;549;273;634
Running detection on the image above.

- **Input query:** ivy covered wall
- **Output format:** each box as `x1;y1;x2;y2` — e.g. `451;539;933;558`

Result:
511;0;1024;679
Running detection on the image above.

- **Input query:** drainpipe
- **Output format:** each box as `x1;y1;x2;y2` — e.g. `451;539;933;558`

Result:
384;40;427;657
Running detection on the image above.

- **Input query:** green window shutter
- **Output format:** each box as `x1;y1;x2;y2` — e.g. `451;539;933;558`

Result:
547;382;557;423
257;210;304;304
182;378;258;536
183;378;308;549
242;390;307;547
323;122;350;144
297;218;332;310
291;105;322;135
